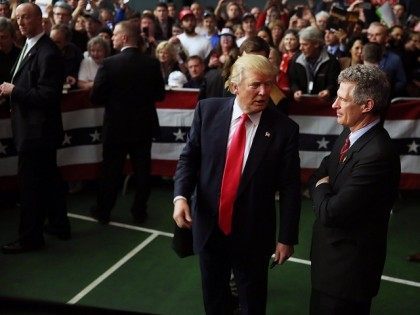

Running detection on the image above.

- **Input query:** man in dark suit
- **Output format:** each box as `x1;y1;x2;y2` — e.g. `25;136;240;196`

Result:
309;65;401;315
90;21;165;224
0;3;70;254
173;54;301;314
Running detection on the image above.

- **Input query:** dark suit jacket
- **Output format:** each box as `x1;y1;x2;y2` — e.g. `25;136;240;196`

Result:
90;47;165;143
174;97;301;255
309;124;401;301
10;34;65;152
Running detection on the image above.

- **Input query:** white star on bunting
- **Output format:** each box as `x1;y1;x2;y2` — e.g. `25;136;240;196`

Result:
407;140;419;153
316;137;329;149
62;133;72;145
173;128;186;141
0;141;7;155
90;130;101;142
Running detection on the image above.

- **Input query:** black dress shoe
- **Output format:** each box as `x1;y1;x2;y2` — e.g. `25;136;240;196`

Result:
2;241;45;254
90;206;110;225
44;225;71;240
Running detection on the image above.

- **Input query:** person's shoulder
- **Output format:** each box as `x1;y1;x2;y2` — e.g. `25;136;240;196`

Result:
199;97;234;113
266;106;299;131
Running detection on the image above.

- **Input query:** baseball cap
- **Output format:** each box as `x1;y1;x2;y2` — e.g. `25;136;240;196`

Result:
219;27;235;38
242;12;255;22
178;8;195;21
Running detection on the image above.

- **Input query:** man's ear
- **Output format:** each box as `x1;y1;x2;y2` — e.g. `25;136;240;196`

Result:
361;99;374;113
230;83;238;94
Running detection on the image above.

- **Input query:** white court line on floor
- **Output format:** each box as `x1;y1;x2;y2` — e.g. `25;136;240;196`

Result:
67;232;159;304
68;212;420;289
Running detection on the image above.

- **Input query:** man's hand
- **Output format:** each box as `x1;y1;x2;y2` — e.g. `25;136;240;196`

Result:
316;176;329;187
0;82;15;97
173;199;192;229
318;89;330;99
294;90;303;101
273;243;294;266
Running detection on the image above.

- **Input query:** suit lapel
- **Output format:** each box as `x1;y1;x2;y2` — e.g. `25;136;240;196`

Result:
333;124;382;182
214;98;234;165
237;108;274;196
11;36;43;80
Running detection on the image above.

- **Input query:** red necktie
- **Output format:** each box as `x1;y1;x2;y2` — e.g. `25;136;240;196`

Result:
219;114;249;235
339;137;350;162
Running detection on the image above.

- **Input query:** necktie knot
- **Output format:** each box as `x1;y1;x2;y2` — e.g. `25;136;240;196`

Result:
339;137;350;162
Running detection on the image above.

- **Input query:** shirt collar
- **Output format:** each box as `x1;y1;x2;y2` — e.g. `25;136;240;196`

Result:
349;118;380;146
26;32;44;51
232;97;262;125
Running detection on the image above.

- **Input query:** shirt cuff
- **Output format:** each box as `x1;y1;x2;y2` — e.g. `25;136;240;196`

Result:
173;196;187;204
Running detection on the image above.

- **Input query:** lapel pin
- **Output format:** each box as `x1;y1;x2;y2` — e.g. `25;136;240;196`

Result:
265;132;271;138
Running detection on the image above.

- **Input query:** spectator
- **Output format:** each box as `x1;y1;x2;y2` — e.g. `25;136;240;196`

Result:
84;10;102;40
402;31;420;89
278;29;299;93
233;23;244;39
78;35;110;89
236;12;257;48
208;27;238;70
367;22;407;96
315;10;329;32
167;2;177;20
202;10;219;49
184;55;206;89
268;19;285;49
250;6;261;20
388;25;405;57
324;27;346;58
50;24;83;90
289;26;341;101
0;16;19;83
52;1;73;26
257;25;273;47
393;3;407;26
215;0;242;30
140;12;157;56
339;37;364;70
362;42;383;66
191;2;206;36
0;0;11;18
155;40;185;84
173;8;212;60
154;2;174;41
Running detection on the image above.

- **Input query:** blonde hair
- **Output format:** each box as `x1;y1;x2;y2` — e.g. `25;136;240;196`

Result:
155;40;178;62
225;54;278;91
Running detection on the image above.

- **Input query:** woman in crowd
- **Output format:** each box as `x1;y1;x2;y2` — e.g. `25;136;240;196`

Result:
77;35;110;89
278;29;299;94
338;36;364;70
268;19;284;49
257;25;274;47
155;40;186;84
208;27;239;69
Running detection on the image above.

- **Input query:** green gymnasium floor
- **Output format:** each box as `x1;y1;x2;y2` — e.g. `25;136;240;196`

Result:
0;180;419;314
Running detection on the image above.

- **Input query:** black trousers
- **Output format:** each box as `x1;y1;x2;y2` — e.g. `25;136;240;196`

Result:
310;289;372;315
199;228;270;315
17;148;69;246
97;138;152;217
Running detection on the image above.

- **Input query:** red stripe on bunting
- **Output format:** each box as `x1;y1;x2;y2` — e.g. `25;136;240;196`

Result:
386;100;420;120
156;90;198;110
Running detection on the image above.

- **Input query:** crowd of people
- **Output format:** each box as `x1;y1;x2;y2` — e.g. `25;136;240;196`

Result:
1;0;419;102
0;1;418;314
